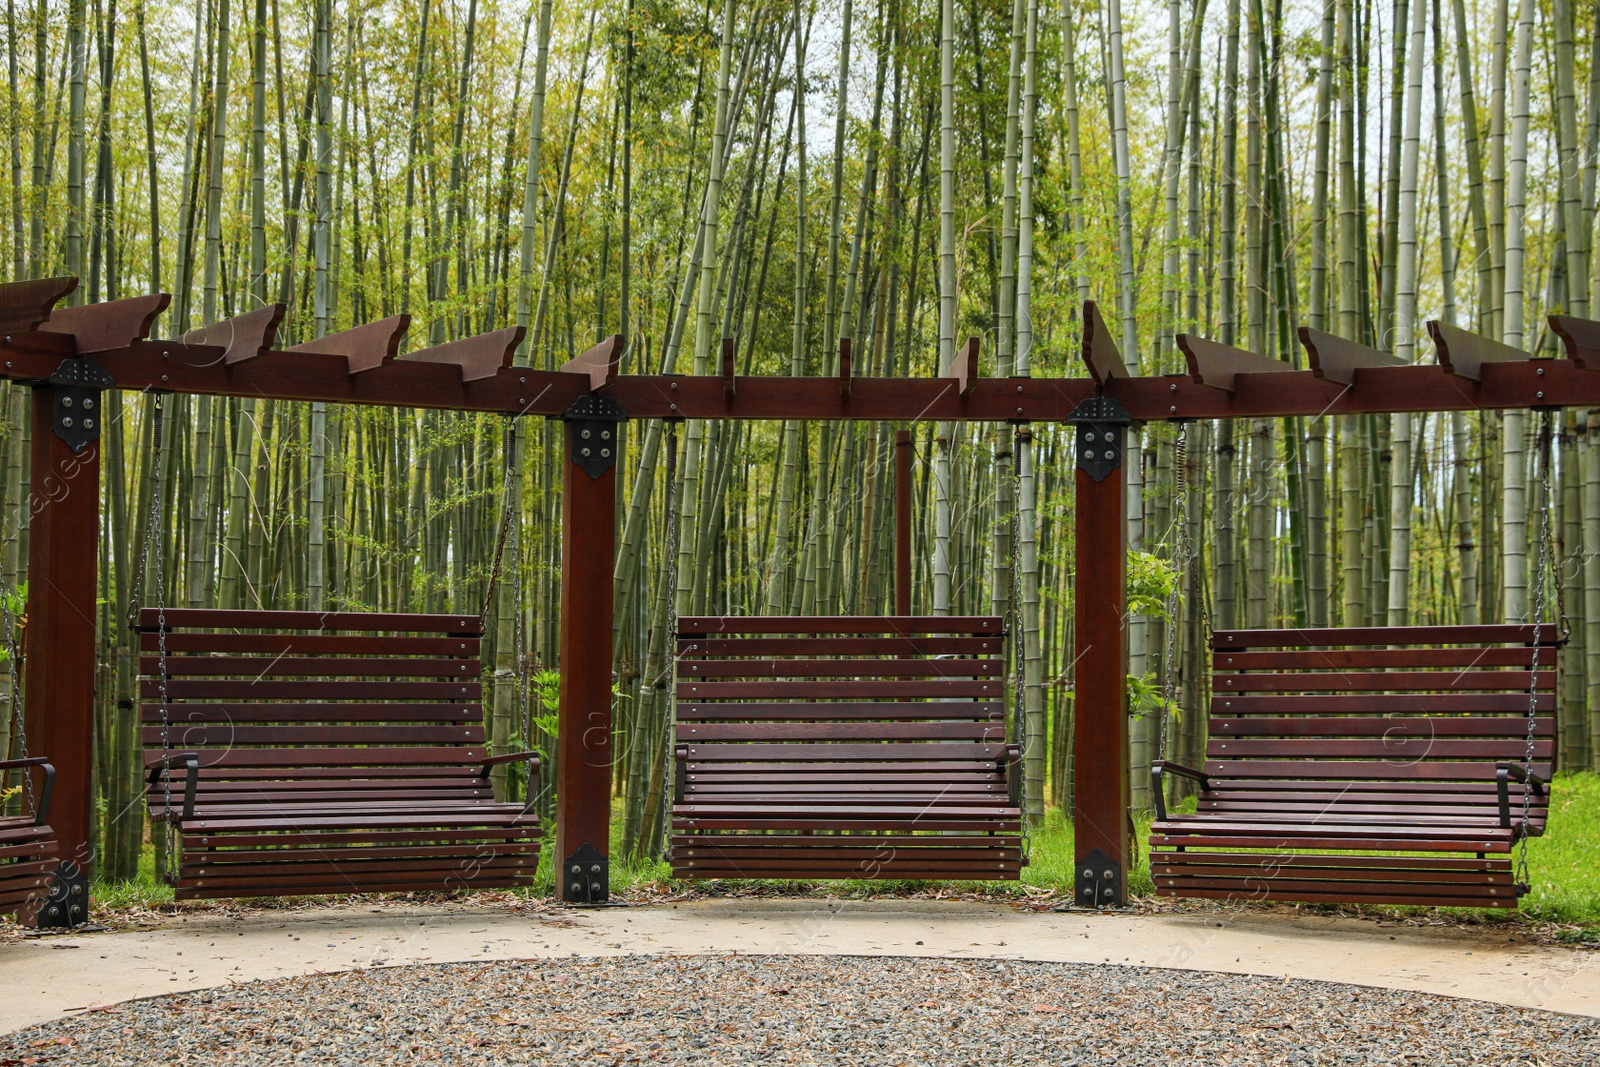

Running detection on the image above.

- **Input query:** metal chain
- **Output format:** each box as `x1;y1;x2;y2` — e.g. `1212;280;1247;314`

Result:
142;397;176;862
1518;411;1557;892
481;419;520;622
1158;424;1191;768
1009;426;1029;860
2;566;32;815
658;420;683;855
506;429;533;808
126;400;166;630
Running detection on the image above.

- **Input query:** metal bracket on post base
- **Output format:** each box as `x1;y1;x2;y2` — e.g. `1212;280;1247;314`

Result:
1069;848;1124;910
563;393;627;479
37;860;89;929
48;358;113;454
1069;396;1129;482
561;842;619;906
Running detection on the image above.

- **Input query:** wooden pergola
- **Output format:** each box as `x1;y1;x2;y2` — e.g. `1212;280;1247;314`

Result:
3;276;1596;922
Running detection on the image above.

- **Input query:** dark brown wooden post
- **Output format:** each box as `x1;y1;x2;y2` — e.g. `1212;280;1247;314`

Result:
23;359;114;927
1069;397;1131;907
895;429;912;615
554;395;624;903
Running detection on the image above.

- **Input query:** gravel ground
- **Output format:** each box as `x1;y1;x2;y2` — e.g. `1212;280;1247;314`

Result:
3;955;1593;1066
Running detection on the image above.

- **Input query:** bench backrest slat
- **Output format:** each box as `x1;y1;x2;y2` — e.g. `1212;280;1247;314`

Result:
675;616;1009;789
1205;626;1558;827
138;608;487;800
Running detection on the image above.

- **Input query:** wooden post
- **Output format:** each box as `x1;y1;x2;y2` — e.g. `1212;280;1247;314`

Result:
895;429;912;615
554;396;623;902
1069;397;1131;907
23;383;103;926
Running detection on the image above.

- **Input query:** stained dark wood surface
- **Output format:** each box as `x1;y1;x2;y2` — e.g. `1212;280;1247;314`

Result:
669;616;1021;882
1151;627;1559;910
140;610;539;901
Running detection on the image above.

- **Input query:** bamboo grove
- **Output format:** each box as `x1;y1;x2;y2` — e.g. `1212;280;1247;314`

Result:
0;0;1595;881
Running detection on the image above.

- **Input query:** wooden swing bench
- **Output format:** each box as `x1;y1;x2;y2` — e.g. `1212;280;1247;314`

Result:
670;616;1024;882
0;757;58;920
139;608;541;900
1150;624;1558;909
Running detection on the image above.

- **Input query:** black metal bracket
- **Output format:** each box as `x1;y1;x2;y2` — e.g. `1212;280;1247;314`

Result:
1073;847;1123;908
36;860;89;929
563;393;627;479
561;841;609;904
47;358;114;454
1069;396;1130;482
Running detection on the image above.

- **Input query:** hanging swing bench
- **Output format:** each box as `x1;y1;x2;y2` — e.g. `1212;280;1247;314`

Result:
136;406;542;901
670;615;1025;881
1149;623;1558;908
1148;411;1564;910
139;608;542;899
656;424;1027;883
0;757;58;920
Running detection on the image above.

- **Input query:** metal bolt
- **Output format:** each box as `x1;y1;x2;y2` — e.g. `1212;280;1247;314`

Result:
61;396;72;407
1170;405;1177;413
601;448;610;458
601;430;611;440
1537;366;1545;376
61;416;73;427
1103;431;1114;442
162;374;169;382
670;403;679;411
83;397;94;409
670;381;678;390
1082;888;1093;898
519;376;526;383
1016;407;1023;414
1536;391;1545;399
582;428;591;439
581;447;591;457
571;865;582;874
591;864;602;874
163;350;171;358
1082;869;1093;879
1170;382;1178;391
571;883;582;894
1103;870;1114;880
83;418;94;429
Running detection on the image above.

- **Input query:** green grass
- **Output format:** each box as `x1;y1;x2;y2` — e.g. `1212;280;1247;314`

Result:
87;772;1600;935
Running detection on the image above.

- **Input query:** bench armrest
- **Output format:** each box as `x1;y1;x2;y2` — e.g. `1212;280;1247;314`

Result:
480;751;541;815
1151;760;1212;822
145;752;200;820
1496;762;1548;831
674;746;688;804
1;757;55;826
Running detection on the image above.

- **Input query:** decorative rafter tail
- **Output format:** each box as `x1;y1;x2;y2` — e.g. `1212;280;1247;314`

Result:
1429;320;1532;382
1296;326;1406;385
41;293;171;353
560;333;626;392
181;304;287;366
399;325;524;382
0;277;79;336
287;314;411;374
1178;334;1294;392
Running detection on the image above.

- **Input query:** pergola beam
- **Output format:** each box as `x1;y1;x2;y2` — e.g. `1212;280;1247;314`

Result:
2;330;1594;420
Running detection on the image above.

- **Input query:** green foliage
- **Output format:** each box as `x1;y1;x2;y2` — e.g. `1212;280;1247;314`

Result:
1127;670;1178;723
1126;550;1177;619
